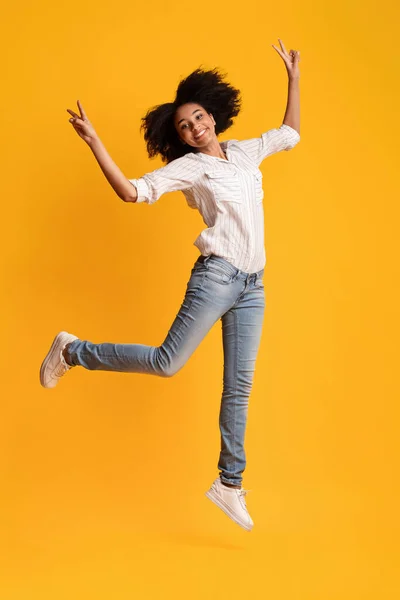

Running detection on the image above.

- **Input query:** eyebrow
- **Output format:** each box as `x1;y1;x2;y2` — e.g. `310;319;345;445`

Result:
177;109;202;125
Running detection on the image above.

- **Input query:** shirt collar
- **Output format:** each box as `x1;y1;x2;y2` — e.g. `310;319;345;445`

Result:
190;140;231;163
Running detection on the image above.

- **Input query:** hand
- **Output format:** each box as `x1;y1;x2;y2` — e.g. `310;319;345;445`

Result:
272;39;301;80
67;100;98;144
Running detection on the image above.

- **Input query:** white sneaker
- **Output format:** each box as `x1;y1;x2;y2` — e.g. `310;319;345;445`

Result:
205;477;254;531
40;331;79;389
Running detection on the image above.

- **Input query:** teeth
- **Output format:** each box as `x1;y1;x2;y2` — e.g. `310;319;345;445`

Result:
195;129;206;139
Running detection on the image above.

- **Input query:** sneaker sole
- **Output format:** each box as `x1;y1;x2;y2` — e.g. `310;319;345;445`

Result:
205;488;253;531
40;331;73;388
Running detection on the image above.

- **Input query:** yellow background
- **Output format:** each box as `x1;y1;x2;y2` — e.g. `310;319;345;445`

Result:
1;0;399;598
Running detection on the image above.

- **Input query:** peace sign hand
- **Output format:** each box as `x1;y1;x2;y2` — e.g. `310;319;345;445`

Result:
67;100;98;145
272;39;301;80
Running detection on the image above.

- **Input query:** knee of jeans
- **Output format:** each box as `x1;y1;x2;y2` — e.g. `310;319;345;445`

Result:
154;348;183;378
161;362;183;378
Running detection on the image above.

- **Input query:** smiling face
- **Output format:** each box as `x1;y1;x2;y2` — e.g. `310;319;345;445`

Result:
173;102;217;149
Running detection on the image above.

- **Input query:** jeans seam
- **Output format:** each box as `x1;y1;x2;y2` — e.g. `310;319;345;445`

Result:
233;307;238;481
185;271;207;314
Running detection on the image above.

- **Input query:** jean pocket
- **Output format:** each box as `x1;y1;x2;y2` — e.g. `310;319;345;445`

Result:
205;261;237;285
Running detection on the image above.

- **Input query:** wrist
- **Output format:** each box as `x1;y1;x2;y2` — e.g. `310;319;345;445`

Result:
88;135;101;148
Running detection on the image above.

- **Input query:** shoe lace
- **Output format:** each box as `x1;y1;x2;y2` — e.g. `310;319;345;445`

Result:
53;352;70;378
238;488;252;506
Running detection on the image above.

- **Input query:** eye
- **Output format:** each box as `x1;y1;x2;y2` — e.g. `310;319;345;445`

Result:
181;113;203;130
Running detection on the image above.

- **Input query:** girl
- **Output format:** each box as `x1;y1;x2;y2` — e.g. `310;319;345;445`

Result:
40;39;300;531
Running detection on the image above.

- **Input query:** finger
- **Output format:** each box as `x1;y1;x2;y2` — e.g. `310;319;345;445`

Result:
69;115;83;127
278;38;289;55
290;50;300;62
67;109;81;119
272;44;285;59
272;44;290;66
77;100;87;120
68;117;83;127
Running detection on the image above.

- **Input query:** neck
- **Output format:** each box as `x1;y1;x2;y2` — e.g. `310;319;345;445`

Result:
196;136;226;159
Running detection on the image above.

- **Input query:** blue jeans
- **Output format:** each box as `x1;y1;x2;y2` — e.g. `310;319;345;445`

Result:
65;254;265;487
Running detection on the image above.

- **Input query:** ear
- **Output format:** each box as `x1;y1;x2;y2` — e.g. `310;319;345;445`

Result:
210;113;216;126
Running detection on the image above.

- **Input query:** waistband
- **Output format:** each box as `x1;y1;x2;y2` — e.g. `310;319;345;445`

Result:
196;254;264;281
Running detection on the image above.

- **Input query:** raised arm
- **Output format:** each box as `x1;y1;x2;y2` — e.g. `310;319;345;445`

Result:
272;38;300;134
232;40;301;166
281;77;300;135
89;137;138;202
67;100;138;203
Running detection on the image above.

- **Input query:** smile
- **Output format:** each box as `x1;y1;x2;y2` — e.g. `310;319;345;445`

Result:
194;129;207;140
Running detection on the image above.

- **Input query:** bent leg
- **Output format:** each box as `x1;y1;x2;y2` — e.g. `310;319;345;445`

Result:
65;266;236;376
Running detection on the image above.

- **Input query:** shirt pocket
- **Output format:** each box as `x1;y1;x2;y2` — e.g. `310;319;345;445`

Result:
205;167;242;204
248;164;264;204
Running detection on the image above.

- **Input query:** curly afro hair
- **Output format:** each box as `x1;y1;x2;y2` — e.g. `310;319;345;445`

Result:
140;66;242;164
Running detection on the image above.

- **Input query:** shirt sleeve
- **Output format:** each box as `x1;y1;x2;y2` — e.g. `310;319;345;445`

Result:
128;155;196;205
233;124;300;167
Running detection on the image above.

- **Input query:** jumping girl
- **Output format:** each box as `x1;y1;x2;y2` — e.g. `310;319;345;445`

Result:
40;39;301;531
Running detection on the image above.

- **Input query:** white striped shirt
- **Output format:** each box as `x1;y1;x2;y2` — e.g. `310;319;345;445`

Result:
128;123;300;273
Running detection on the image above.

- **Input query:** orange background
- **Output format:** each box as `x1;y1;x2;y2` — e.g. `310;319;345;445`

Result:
1;0;399;598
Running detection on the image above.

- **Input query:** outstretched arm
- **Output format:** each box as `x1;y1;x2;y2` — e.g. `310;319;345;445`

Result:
89;136;138;202
282;77;300;135
127;156;197;205
67;100;138;202
231;40;301;166
272;38;301;134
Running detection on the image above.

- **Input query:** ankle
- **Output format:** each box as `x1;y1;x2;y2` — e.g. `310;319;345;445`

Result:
221;481;241;489
62;343;72;365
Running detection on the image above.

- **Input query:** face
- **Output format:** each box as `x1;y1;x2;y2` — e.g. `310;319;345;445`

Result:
174;103;217;149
